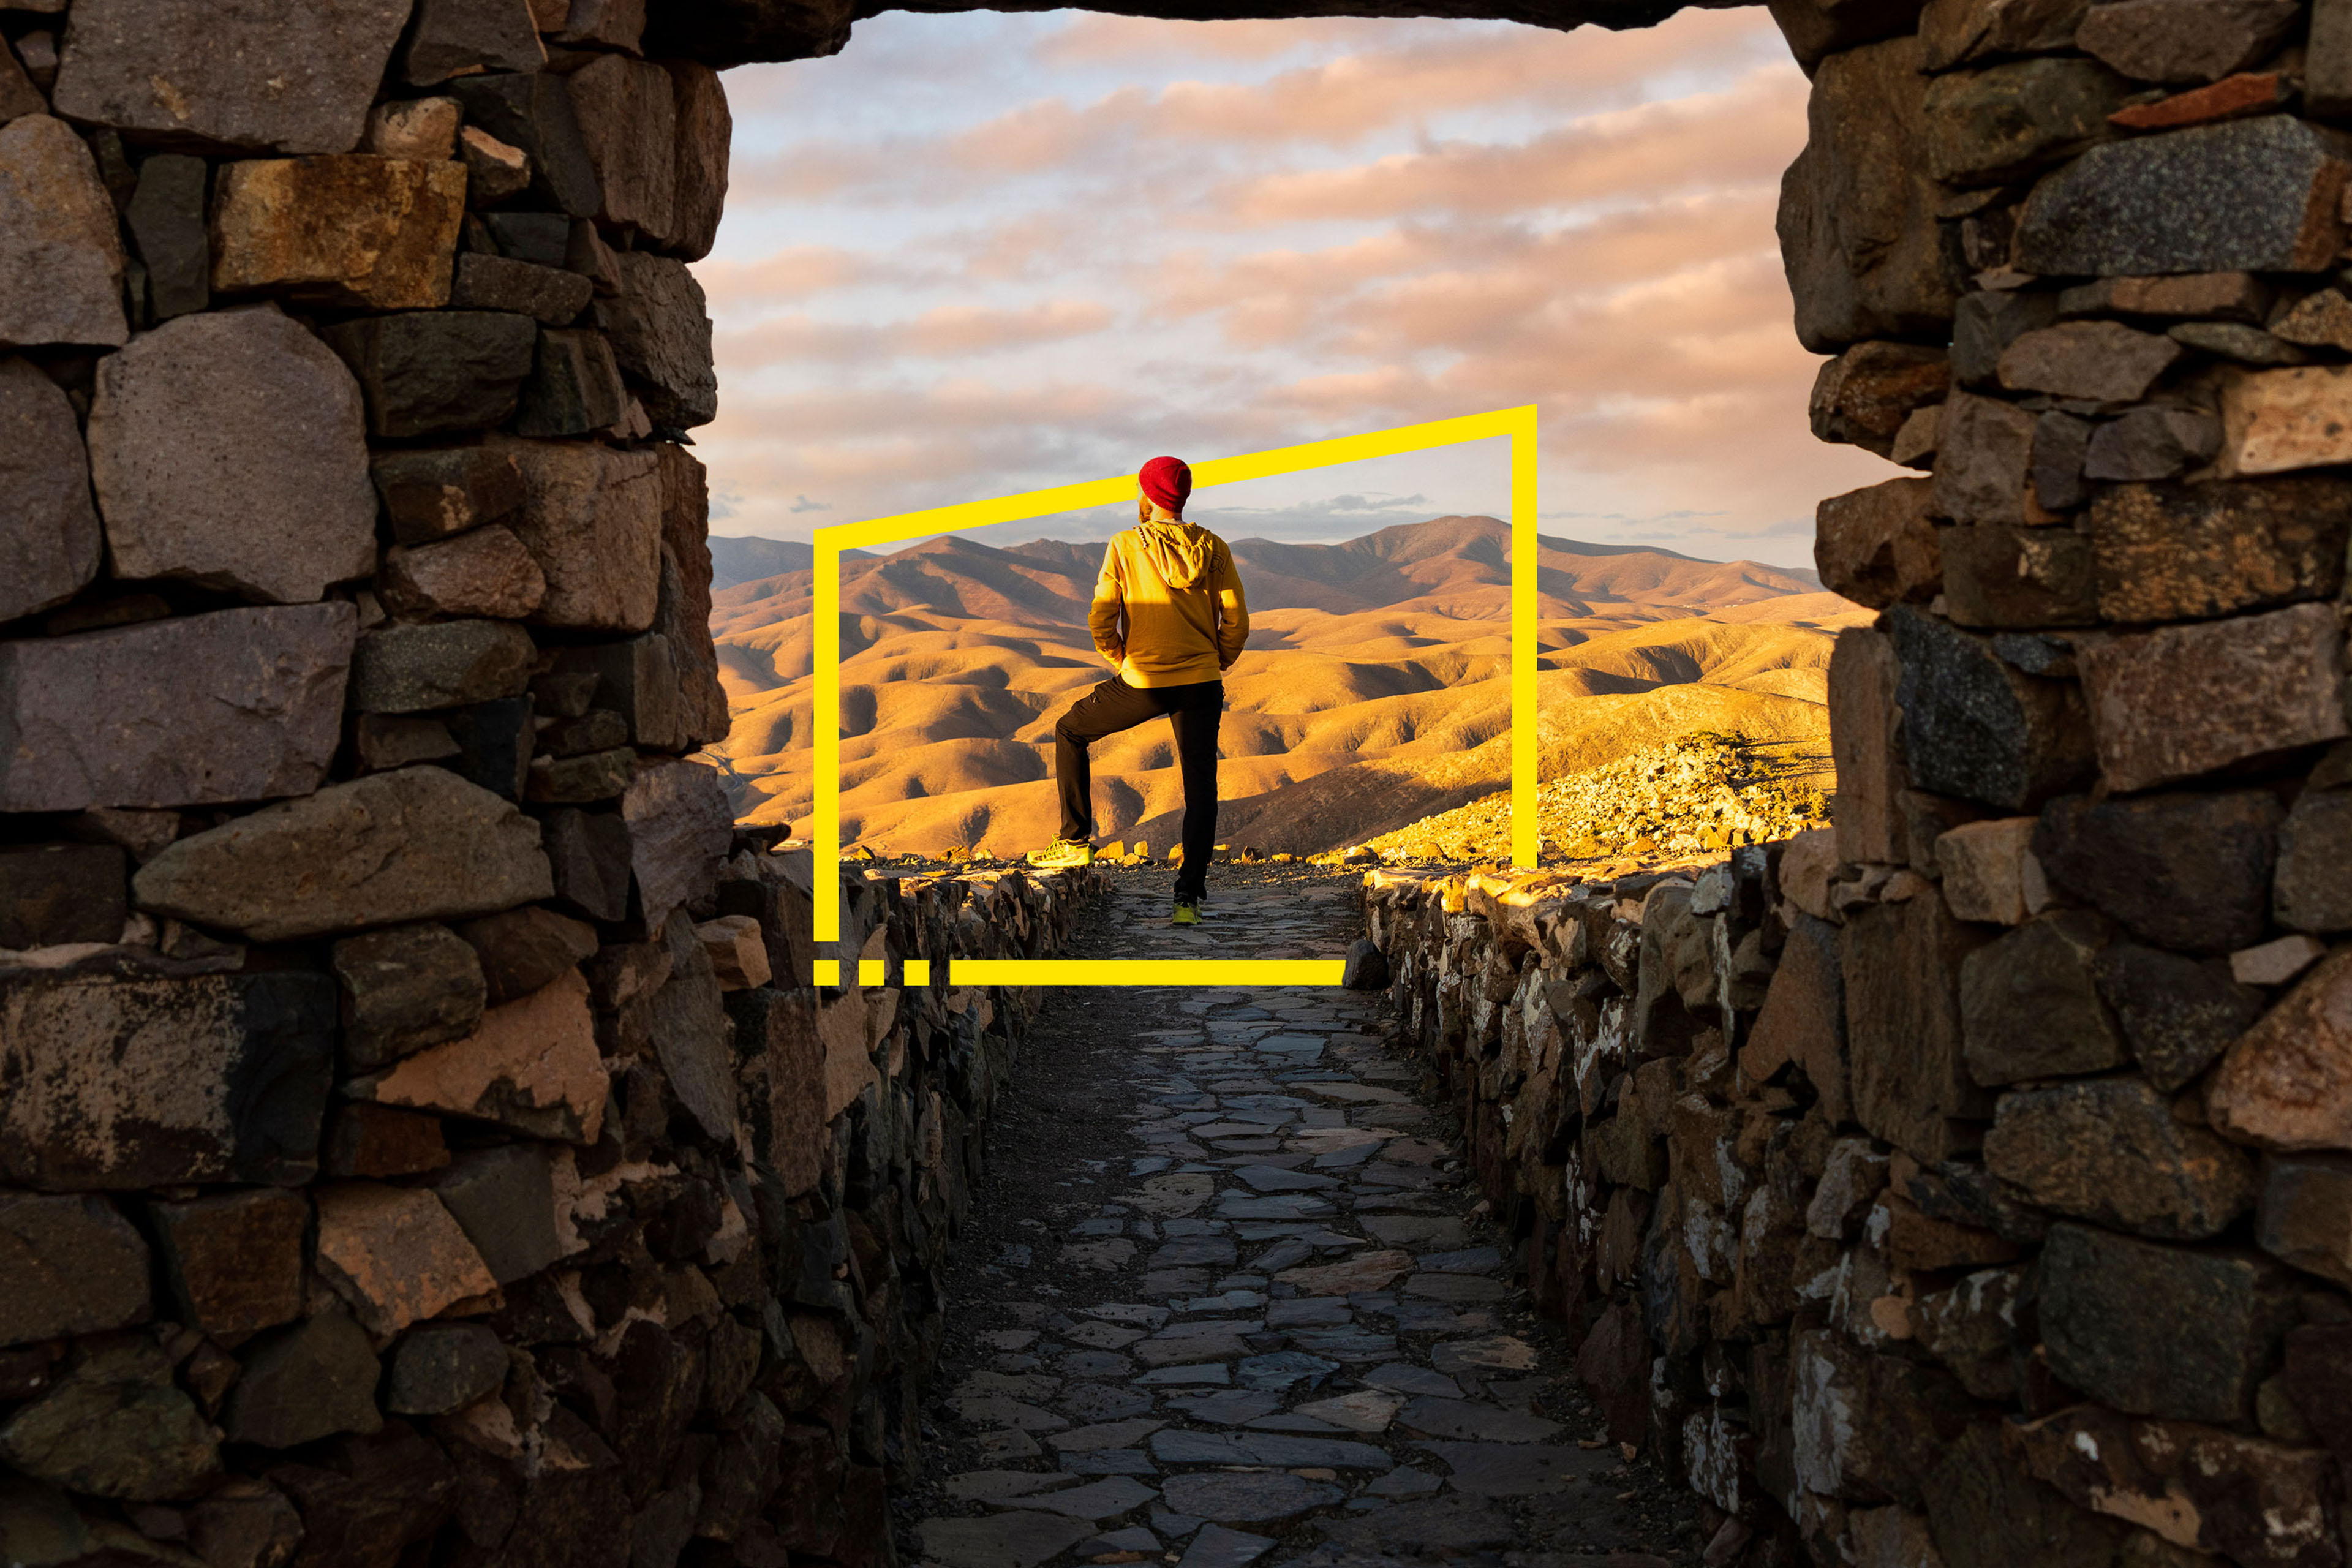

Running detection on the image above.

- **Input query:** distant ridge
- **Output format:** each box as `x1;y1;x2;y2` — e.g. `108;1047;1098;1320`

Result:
698;514;1866;854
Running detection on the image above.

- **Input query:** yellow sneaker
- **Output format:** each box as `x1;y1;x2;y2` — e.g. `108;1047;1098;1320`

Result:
1027;839;1095;870
1171;899;1201;925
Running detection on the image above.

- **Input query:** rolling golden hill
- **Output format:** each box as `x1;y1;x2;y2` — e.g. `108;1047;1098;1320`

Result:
699;516;1871;857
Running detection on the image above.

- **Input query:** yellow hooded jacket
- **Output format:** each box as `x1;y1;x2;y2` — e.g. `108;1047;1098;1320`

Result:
1087;518;1249;687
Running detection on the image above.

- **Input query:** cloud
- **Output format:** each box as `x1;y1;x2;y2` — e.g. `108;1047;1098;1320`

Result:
790;494;833;512
718;298;1116;366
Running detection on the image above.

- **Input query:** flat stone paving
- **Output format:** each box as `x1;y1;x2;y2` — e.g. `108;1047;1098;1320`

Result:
902;867;1701;1568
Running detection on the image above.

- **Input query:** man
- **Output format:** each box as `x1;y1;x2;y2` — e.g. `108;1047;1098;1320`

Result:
1028;456;1248;926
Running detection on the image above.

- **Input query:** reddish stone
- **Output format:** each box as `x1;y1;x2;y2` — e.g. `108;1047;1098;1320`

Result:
2110;71;2287;130
151;1189;307;1338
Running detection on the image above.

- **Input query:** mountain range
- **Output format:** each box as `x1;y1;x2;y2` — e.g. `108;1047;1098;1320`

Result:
698;516;1867;856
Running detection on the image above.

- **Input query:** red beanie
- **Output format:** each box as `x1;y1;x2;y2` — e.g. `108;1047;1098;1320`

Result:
1139;456;1191;517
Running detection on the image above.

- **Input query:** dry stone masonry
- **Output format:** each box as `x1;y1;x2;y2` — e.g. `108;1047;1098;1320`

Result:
0;1;1114;1562
6;0;2352;1564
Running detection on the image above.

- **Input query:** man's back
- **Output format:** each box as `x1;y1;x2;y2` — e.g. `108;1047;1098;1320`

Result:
1088;519;1250;687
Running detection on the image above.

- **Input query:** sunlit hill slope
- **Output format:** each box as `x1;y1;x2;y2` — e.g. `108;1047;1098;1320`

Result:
700;516;1870;857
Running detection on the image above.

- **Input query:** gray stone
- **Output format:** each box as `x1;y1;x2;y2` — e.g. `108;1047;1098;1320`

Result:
1940;521;2096;630
331;922;486;1073
149;1187;307;1338
352;717;459;775
2;605;353;809
2038;1221;2298;1422
0;968;335;1188
514;326;628;437
2093;941;2261;1091
999;1476;1155;1521
378;526;547;622
322;310;538;439
543;807;633;923
568;53;676;242
1234;1351;1336;1391
1160;1472;1339;1526
1413;1443;1611;1498
124;154;207;320
450;252;592;326
1997;320;2180;402
666;61;731;263
1931;391;2038;526
499;439;664;632
135;766;552;941
1843;892;1994;1164
2061;270;2273;321
1923;58;2130;186
2030;410;2089;512
651;908;739;1142
0;357;99;624
1887;606;2095;810
440;695;534;799
349;620;537;714
89;305;375;602
2077;603;2348;794
428;1143;559;1285
2277;789;2352;933
0;842;124;949
2018;117;2352;277
0;36;40;123
1817;478;1943;614
386;1321;507;1415
0;1341;219;1500
1918;0;2086;69
1924;1423;2132;1568
1951;290;2059;390
595;252;716;428
2075;0;2300;83
2257;1154;2352;1289
918;1512;1095;1568
51;0;409;152
2083;406;2222;483
2090;475;2350;624
446;74;601;219
526;747;633;804
1959;910;2128;1085
1778;35;1954;353
0;1193;149;1348
1912;1266;2026;1400
1811;341;1949;458
1177;1524;1273;1568
548;635;690;751
0;115;126;349
371;445;527;546
2173;318;2306;364
223;1310;384;1449
453;905;597;1006
1396;1398;1561;1444
400;0;543;85
625;760;731;933
1985;1078;2256;1239
2037;790;2279;954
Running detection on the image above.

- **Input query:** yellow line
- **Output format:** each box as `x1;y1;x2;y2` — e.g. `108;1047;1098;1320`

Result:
813;405;1542;970
1509;404;1539;869
815;537;840;943
949;960;1350;986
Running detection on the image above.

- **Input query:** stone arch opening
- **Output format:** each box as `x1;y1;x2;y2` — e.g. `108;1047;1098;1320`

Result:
2;0;2350;1563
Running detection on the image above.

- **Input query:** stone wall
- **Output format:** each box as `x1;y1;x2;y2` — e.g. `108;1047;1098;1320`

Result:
0;0;1110;1558
1365;806;2350;1566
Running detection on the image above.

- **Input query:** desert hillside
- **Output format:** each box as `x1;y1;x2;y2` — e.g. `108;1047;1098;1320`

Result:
699;516;1871;857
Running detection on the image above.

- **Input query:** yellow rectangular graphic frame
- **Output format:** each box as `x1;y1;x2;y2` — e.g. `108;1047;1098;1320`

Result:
812;405;1540;986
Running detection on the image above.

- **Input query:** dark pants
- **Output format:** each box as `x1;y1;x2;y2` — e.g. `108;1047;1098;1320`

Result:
1054;677;1223;900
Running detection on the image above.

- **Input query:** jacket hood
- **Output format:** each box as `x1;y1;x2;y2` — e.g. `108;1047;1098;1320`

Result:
1135;519;1218;589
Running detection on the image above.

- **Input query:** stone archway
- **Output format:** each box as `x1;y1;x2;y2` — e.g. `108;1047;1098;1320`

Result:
1;0;2348;1564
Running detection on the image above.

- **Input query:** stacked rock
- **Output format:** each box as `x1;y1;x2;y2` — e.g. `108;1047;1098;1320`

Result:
0;0;1107;1560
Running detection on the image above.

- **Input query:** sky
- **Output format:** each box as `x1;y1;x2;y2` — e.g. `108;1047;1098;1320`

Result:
692;6;1901;569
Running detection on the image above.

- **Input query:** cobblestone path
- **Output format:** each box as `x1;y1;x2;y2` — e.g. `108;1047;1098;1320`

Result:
900;869;1702;1568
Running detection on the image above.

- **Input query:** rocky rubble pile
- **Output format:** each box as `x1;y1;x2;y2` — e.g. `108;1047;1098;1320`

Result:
1356;737;1831;871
